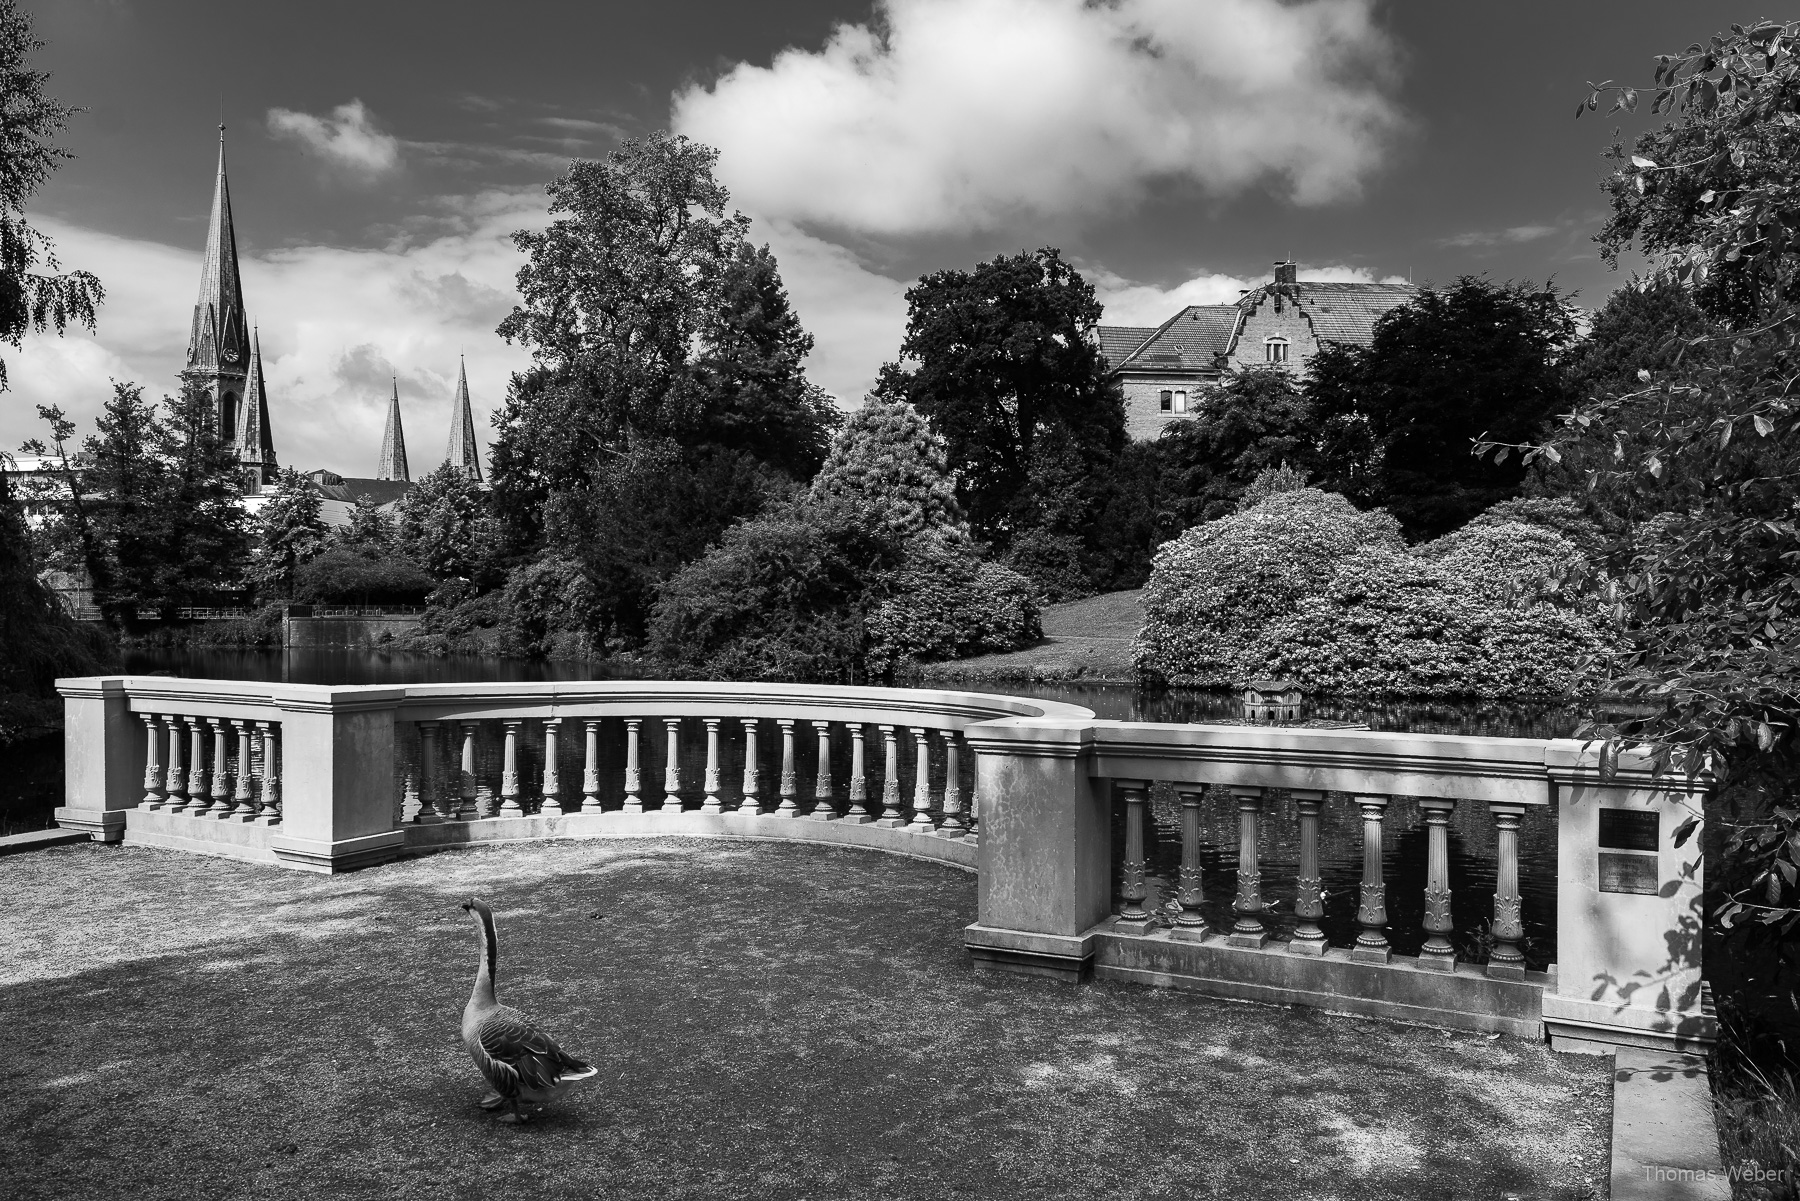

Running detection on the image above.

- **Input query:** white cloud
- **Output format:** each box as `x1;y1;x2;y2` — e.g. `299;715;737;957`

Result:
2;195;543;477
1437;224;1561;249
758;220;908;403
267;99;402;176
1087;262;1408;326
673;0;1406;238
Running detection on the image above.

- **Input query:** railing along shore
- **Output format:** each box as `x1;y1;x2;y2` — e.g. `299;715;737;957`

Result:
55;676;1712;1055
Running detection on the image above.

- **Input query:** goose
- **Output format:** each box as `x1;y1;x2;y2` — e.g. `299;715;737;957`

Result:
459;898;598;1123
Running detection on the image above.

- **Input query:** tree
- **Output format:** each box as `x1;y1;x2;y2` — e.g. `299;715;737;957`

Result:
396;463;495;583
253;468;326;599
874;248;1126;548
1154;369;1322;529
0;1;101;392
1305;277;1579;540
809;397;964;542
158;381;249;605
336;494;393;551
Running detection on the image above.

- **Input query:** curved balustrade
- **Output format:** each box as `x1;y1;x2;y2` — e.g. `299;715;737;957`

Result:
55;675;1713;1054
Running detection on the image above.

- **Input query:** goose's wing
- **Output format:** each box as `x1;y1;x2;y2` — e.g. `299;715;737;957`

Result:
476;1005;594;1092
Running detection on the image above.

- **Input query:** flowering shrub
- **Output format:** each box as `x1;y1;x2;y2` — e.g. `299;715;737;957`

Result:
866;537;1041;675
1134;489;1403;685
1422;520;1594;610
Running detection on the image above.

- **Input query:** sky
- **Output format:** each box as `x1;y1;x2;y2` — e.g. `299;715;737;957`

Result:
4;0;1742;477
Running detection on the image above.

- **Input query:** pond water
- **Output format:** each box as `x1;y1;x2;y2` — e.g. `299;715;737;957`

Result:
13;648;1591;968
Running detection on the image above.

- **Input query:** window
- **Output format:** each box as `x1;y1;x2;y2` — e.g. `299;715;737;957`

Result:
219;391;239;444
1264;337;1290;364
1173;390;1188;413
1159;389;1173;412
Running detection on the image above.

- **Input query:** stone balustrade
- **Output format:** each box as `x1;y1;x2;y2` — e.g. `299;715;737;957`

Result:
56;676;1713;1054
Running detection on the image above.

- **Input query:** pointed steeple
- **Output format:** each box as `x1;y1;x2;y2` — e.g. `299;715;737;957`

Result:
445;358;482;483
187;125;249;379
237;325;277;487
378;378;410;482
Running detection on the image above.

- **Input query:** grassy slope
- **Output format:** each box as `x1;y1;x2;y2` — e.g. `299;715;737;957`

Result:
912;589;1145;683
2;840;1610;1200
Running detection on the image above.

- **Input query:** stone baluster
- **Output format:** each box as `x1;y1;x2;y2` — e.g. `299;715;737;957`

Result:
1229;785;1268;948
701;718;725;814
207;718;232;817
458;722;480;820
809;721;835;821
581;719;601;812
844;724;871;823
1116;781;1152;929
184;719;211;816
1171;787;1207;940
1488;803;1528;978
621;718;644;813
416;721;443;823
906;729;935;833
661;718;683;814
499;720;524;816
774;718;799;817
1351;795;1391;963
1289;790;1328;955
256;722;281;825
540;718;564;817
874;725;903;828
739;718;761;813
164;717;187;812
938;734;966;837
966;785;979;845
140;714;165;809
1418;798;1457;971
229;721;255;822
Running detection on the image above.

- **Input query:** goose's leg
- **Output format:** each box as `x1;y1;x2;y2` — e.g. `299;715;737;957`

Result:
500;1096;529;1124
478;1090;505;1110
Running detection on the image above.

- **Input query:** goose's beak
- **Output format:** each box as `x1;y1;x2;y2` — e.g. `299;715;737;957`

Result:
459;901;473;913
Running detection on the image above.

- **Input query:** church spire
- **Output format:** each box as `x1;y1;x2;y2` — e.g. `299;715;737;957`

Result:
187;125;249;382
445;357;482;483
378;378;410;482
236;325;277;487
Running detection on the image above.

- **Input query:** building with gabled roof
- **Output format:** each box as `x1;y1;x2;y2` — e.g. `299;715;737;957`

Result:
1099;260;1418;440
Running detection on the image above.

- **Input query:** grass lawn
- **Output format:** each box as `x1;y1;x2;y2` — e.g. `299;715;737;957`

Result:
3;838;1611;1200
913;589;1144;683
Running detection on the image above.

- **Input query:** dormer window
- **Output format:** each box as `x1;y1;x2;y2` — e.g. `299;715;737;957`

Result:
1264;337;1290;364
1159;389;1173;412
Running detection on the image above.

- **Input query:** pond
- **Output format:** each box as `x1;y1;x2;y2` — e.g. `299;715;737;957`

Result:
12;648;1592;968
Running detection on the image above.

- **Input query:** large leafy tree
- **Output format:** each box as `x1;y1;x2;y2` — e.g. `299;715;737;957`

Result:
873;248;1126;548
1306;276;1579;540
1154;369;1324;530
252;468;327;600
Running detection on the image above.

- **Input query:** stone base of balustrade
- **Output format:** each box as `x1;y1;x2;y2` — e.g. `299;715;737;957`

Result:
964;924;1098;982
1089;924;1549;1039
121;807;281;864
1541;989;1716;1055
53;806;129;843
270;829;406;874
399;809;979;871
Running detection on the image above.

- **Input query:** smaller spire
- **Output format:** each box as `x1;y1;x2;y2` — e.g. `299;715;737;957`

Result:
445;357;482;483
237;325;277;486
378;377;410;482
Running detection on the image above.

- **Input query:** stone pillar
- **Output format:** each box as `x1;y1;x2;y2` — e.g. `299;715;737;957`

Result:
1288;790;1327;955
701;717;724;814
1171;787;1207;941
938;735;966;837
140;714;165;809
1351;795;1391;964
843;724;871;823
540;718;564;817
458;722;479;820
621;718;644;813
1418;798;1458;971
809;721;835;821
1115;780;1152;930
267;687;405;872
207;718;232;817
256;721;281;825
774;718;799;817
661;718;683;814
416;721;442;822
581;719;601;812
1229;785;1267;948
1487;802;1527;979
499;720;524;817
230;720;255;822
907;729;935;833
874;725;903;828
54;678;140;841
739;718;761;813
165;715;188;812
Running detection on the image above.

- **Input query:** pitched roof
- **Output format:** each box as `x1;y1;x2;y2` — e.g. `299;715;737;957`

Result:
1252;281;1417;348
305;472;413;506
1097;326;1157;368
1102;305;1239;373
377;379;410;483
444;358;482;483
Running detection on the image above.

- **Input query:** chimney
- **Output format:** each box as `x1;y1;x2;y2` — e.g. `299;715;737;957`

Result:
1273;260;1298;286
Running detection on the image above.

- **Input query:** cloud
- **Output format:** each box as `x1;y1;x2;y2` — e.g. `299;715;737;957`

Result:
2;194;544;477
673;0;1407;238
267;99;402;176
1436;224;1560;249
1087;262;1408;326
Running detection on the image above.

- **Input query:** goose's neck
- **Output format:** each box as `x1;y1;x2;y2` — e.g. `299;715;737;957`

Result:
471;910;498;1006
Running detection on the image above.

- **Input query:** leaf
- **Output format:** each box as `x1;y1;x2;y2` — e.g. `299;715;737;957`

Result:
1493;447;1509;464
1637;368;1652;382
1541;445;1562;464
1720;421;1734;449
1647;456;1665;479
1672;815;1701;847
1631;155;1658;168
1754;414;1774;436
1700;189;1716;203
1758;721;1777;752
